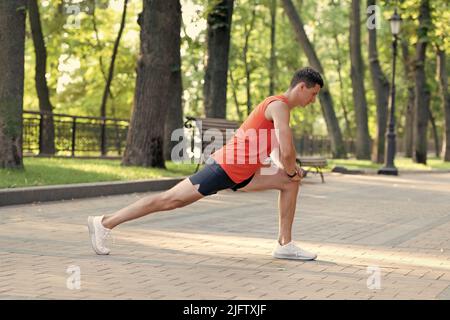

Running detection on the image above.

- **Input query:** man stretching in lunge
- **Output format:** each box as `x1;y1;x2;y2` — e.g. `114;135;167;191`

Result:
88;67;323;260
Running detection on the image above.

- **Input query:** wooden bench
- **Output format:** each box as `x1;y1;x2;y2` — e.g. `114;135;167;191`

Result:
184;116;240;172
296;156;328;183
184;116;328;182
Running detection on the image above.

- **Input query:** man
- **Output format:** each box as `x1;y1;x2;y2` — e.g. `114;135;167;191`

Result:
88;67;323;260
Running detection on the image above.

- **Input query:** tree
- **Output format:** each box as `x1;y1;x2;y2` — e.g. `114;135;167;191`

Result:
28;0;56;155
91;1;109;84
332;17;352;140
29;1;141;121
203;0;234;118
349;0;371;159
164;0;183;161
437;47;450;161
367;0;389;164
229;69;243;121
243;2;257;116
401;39;415;158
99;0;129;156
268;0;277;96
281;0;346;158
413;0;431;164
122;0;180;167
427;99;439;157
0;0;27;168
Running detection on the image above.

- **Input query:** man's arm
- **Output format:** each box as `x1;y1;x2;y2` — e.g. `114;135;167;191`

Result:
265;101;298;177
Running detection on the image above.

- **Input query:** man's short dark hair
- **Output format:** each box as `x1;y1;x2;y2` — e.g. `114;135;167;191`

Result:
290;67;324;89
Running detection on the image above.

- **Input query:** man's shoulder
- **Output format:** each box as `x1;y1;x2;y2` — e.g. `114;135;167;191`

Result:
265;95;288;105
264;99;290;122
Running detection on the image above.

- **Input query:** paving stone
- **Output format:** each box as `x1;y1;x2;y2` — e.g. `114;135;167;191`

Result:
1;173;449;299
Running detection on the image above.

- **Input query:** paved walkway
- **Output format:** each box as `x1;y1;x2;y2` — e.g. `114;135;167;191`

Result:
1;172;449;300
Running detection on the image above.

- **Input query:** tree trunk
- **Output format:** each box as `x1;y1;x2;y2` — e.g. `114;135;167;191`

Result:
28;0;56;155
91;2;108;83
367;0;389;164
427;103;439;157
91;1;122;155
333;33;352;139
437;47;450;161
281;0;346;158
243;4;257;116
122;0;180;168
0;1;26;169
164;4;183;162
229;69;243;121
99;0;128;156
401;39;415;158
182;21;203;118
203;0;234;118
349;0;371;159
330;0;351;140
269;0;277;96
413;0;431;164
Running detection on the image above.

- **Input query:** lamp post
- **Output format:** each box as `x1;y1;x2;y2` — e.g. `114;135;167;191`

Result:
378;8;402;176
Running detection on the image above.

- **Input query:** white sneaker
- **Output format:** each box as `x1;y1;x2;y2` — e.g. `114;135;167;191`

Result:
87;215;111;255
272;241;317;260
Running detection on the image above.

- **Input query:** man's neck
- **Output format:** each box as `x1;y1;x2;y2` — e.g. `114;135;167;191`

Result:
282;91;296;110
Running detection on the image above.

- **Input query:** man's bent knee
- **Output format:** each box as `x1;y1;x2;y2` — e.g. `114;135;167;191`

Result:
282;179;300;192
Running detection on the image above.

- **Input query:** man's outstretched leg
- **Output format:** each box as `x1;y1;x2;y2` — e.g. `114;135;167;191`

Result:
88;178;203;255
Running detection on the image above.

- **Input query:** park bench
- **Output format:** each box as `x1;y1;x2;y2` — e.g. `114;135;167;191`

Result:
296;156;328;183
184;116;327;182
184;116;240;173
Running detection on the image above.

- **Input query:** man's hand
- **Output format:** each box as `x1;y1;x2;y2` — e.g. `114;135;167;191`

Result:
285;168;302;182
296;165;306;178
285;166;305;184
289;174;301;182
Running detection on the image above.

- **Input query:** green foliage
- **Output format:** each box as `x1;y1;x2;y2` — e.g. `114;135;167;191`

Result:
23;0;448;158
24;0;141;119
181;0;207;117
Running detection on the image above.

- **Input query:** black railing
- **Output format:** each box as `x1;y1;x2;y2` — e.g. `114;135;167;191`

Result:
294;135;356;157
23;111;129;157
23;110;361;158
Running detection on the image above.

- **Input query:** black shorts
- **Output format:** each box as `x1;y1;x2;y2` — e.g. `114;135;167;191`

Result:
188;160;254;196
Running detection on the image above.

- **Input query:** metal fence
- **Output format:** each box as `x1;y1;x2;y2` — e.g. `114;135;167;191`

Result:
21;110;388;158
294;135;356;157
23;111;129;157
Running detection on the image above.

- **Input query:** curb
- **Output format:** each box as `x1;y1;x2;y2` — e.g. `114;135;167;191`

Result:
0;178;184;207
330;168;450;175
1;169;449;207
329;164;450;175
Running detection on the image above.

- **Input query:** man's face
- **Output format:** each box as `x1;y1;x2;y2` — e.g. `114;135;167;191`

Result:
295;83;321;107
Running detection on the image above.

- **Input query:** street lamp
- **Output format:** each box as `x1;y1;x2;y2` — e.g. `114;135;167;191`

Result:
378;8;402;176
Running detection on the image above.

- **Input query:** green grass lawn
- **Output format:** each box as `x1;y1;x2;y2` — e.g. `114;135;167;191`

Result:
1;156;449;189
0;157;198;189
327;157;450;171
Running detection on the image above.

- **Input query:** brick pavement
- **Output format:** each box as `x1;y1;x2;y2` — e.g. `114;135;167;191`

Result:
0;172;449;299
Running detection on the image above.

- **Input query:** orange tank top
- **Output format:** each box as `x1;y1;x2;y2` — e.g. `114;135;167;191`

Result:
211;95;289;183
